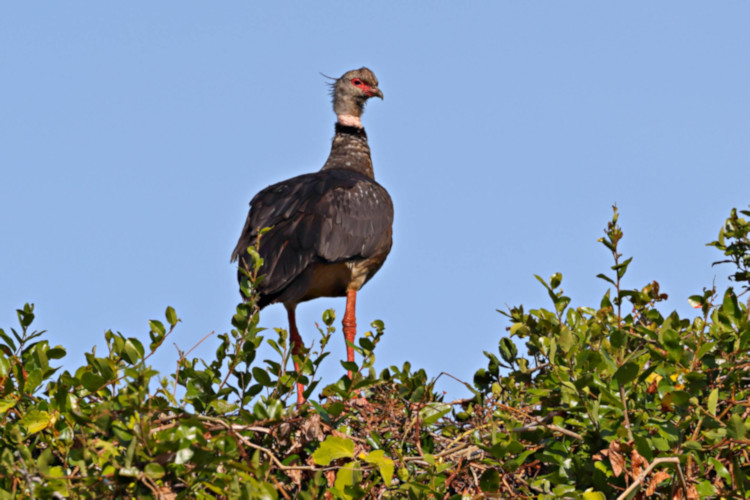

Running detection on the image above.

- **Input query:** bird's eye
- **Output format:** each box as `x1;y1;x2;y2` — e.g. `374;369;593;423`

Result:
351;78;363;86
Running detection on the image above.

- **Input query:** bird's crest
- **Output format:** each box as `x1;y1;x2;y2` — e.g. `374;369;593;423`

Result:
320;72;338;98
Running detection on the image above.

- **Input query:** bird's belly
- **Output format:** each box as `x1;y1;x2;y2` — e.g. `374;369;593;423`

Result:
299;258;378;302
300;262;354;301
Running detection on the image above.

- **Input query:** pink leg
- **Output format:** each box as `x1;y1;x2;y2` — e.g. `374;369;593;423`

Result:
342;289;357;378
286;306;305;405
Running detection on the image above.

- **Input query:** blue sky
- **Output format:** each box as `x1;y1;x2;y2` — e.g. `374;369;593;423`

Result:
2;3;749;399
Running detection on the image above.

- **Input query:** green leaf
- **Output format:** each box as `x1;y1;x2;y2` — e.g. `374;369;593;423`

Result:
548;336;557;361
598;237;615;252
479;468;500;492
410;385;426;402
144;463;165;479
0;354;10;377
165;306;179;327
703;428;726;444
669;391;691;407
358;337;374;351
687;295;703;309
610;328;625;349
119;466;140;477
312;436;355;466
81;372;105;392
707;388;718;416
534;274;553;292
419;402;451;426
613;257;633;279
722;288;740;321
149;320;166;336
21;410;50;434
550;273;562;289
17;304;35;328
708;457;731;481
582;492;607;500
322;309;336;326
596;273;616;286
0;397;17;414
37;447;53;476
175;447;194;465
614;362;639;386
683;440;702;451
658;328;682;361
46;347;66;359
209;399;238;414
362;450;394;485
247;481;277;500
558;326;575;353
122;338;144;364
0;328;17;351
727;414;747;439
695;480;715;497
252;367;273;387
555;296;571;314
341;361;358;373
499;337;517;364
333;462;358;499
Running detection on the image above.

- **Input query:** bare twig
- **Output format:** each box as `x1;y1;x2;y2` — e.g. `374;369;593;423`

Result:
615;457;688;500
173;330;216;400
233;434;317;471
434;371;475;394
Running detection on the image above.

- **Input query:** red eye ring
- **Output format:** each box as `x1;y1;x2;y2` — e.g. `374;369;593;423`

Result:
351;78;363;86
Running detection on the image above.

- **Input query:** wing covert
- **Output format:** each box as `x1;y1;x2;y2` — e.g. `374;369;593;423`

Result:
232;169;393;300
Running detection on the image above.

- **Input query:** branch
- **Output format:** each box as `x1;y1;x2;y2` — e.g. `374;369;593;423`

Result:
615;457;688;500
173;330;216;400
511;423;583;441
619;384;634;442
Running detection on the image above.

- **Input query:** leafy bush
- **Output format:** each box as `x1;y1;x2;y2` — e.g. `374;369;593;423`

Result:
1;206;748;499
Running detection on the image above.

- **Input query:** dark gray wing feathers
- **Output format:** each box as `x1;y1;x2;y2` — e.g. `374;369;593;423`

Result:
232;170;393;298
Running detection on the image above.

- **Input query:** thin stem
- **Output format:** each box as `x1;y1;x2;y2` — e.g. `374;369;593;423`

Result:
615;457;688;500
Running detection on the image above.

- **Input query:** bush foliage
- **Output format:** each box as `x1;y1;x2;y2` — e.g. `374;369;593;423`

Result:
2;206;749;499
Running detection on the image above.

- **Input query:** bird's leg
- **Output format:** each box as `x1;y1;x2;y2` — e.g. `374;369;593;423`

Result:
286;306;306;405
342;289;358;378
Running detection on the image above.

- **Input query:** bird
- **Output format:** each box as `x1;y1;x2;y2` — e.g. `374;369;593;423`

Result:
231;67;393;404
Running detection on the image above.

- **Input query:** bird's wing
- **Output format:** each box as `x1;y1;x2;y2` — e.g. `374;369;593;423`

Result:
310;172;393;262
232;170;393;297
231;172;317;264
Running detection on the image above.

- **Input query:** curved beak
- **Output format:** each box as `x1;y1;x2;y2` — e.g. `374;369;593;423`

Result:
369;87;384;99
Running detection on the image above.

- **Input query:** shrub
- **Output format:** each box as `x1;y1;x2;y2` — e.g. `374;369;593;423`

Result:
1;206;748;498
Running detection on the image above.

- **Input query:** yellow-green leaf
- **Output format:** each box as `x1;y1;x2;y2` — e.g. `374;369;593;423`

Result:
707;388;718;417
312;436;355;466
419;402;451;426
582;491;607;500
144;463;165;479
362;449;394;485
21;410;51;434
333;462;358;500
0;397;17;414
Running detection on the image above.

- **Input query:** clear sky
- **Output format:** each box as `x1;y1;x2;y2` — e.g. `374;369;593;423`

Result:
2;3;749;400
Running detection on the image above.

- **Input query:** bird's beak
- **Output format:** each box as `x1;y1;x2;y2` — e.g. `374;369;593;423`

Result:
369;87;384;99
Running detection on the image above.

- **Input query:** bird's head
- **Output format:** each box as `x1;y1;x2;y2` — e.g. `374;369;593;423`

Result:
330;67;383;128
